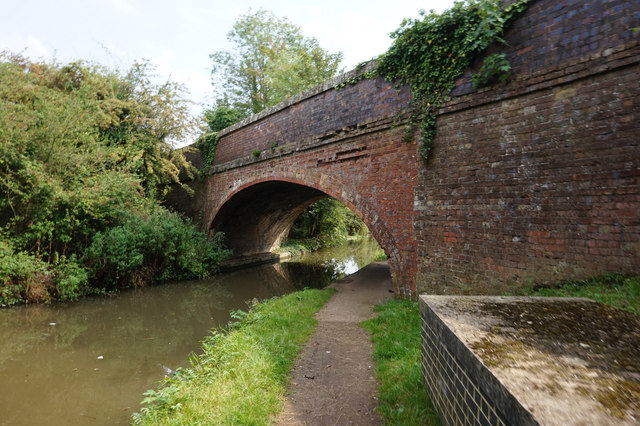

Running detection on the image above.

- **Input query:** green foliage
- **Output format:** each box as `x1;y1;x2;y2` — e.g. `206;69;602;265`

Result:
517;274;640;315
197;104;246;172
471;52;511;88
377;0;529;159
373;252;389;261
287;198;367;251
204;104;246;132
54;255;89;301
362;300;441;425
252;149;261;158
0;53;195;255
0;52;227;304
195;132;219;172
0;239;50;305
210;9;343;115
132;288;335;424
83;209;231;290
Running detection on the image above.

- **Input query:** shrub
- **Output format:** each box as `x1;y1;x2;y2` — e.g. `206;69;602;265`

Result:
287;198;367;251
54;256;89;301
83;208;231;290
0;239;51;305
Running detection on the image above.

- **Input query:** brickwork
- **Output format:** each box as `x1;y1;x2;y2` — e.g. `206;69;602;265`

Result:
205;108;419;297
415;0;640;294
192;0;640;297
213;62;411;166
420;296;537;426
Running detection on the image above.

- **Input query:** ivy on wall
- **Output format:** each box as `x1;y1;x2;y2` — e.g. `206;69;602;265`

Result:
375;0;529;159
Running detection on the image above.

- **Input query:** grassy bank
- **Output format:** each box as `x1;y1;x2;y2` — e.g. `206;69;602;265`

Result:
360;274;638;425
132;288;334;425
516;274;640;315
362;299;440;425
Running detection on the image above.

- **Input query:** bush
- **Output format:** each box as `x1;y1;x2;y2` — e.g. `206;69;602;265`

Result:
287;198;367;251
54;256;89;301
0;239;51;305
83;208;231;290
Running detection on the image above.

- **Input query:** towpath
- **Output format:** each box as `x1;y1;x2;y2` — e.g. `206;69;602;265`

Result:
276;261;394;425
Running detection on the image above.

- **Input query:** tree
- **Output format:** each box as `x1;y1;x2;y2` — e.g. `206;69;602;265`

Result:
99;60;198;198
287;198;367;249
204;103;245;132
210;9;343;115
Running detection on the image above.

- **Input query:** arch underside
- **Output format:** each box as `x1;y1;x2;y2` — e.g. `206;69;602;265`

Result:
210;181;327;256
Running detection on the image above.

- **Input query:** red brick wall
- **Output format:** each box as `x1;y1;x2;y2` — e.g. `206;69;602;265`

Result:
415;0;640;294
213;63;411;165
205;116;419;297
199;0;640;297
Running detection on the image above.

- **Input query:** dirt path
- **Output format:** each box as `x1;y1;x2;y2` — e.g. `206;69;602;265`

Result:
275;262;394;425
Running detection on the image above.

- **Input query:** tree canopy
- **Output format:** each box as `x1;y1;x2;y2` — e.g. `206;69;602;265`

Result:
210;9;343;116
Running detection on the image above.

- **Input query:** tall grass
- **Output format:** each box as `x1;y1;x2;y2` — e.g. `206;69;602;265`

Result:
132;288;334;425
362;299;440;425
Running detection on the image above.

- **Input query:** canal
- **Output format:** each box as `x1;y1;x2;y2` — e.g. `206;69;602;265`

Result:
0;237;383;425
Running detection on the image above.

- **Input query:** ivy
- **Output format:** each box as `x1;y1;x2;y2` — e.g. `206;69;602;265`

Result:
197;105;245;173
196;132;218;173
376;0;529;159
333;61;377;90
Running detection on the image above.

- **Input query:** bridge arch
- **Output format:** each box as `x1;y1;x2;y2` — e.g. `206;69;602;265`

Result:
208;175;400;277
197;63;419;297
169;0;638;298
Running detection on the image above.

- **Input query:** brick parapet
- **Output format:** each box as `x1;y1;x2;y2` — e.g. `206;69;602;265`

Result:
212;68;411;166
216;60;378;139
443;40;640;117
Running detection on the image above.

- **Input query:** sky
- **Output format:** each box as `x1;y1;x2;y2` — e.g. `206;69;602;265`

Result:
1;0;456;123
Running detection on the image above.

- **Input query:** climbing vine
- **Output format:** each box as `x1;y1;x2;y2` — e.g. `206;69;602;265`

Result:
376;0;529;159
196;132;219;172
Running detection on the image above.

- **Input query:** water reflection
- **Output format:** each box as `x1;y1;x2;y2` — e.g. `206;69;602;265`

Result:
0;237;383;425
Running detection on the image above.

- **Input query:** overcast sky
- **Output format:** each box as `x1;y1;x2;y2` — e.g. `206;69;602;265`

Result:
2;0;455;118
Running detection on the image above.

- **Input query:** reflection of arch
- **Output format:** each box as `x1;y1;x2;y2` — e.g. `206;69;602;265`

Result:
209;175;398;266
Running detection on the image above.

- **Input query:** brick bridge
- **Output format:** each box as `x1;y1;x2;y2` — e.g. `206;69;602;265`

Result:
175;0;640;297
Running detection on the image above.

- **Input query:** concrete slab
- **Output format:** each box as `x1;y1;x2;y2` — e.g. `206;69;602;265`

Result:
421;296;640;425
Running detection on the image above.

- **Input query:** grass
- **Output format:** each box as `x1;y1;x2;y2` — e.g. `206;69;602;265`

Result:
356;274;638;426
275;241;308;257
373;252;388;261
517;274;640;315
362;299;440;425
131;287;335;425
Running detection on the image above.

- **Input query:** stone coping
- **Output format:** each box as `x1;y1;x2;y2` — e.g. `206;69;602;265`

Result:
420;295;640;425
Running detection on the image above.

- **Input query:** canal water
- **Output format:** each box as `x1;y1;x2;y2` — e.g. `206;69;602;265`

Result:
0;237;383;425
